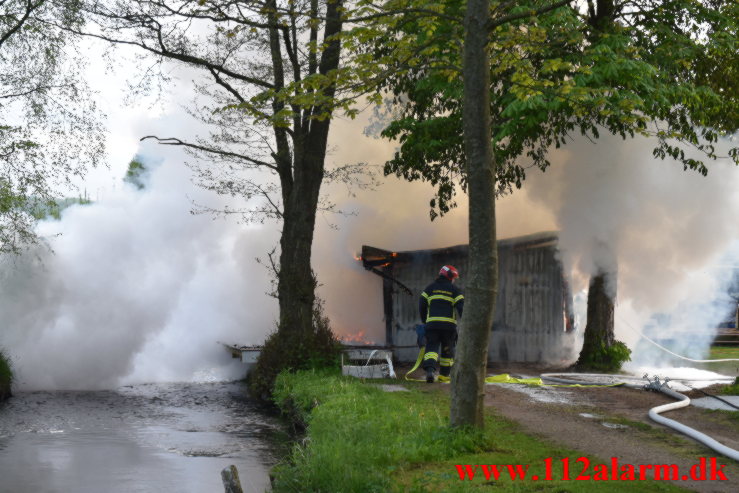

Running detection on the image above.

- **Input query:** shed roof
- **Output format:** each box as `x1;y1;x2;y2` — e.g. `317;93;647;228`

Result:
361;231;559;269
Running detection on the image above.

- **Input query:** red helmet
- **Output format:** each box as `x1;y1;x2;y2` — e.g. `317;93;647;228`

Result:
439;265;459;280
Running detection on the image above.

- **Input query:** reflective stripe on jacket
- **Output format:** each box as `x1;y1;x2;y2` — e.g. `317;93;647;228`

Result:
419;277;464;330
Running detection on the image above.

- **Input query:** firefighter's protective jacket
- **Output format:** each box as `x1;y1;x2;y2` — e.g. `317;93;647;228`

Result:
419;277;464;331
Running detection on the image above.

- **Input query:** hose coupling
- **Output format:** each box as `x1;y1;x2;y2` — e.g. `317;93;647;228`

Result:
643;374;671;391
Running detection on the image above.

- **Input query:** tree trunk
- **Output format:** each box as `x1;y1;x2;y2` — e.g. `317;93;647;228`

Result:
277;204;319;333
450;0;497;429
275;0;343;335
276;135;330;334
577;271;616;366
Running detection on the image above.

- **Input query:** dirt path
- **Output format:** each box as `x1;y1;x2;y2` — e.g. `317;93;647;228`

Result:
482;381;739;492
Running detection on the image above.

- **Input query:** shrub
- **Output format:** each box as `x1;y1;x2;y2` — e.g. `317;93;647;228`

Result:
576;339;631;373
247;302;342;401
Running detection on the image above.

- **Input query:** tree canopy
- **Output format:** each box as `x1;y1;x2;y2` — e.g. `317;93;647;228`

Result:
0;0;103;254
348;0;738;219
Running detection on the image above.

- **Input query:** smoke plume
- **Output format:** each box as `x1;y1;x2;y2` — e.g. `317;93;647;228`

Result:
0;141;279;390
524;133;739;367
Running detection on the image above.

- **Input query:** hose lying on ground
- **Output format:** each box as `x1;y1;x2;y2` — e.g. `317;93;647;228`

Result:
649;384;739;462
538;372;739;462
686;384;739;411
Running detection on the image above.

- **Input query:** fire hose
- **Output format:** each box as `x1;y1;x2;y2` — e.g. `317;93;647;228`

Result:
539;373;739;462
404;321;739;459
404;351;739;459
646;379;739;462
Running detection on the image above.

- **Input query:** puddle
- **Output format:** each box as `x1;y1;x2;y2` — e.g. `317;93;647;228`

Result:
491;383;584;405
602;422;629;429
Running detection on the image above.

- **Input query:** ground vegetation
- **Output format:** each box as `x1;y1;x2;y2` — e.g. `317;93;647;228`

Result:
270;369;696;492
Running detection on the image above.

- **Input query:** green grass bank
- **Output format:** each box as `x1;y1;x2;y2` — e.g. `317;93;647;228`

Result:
271;370;683;492
692;346;739;376
0;349;12;401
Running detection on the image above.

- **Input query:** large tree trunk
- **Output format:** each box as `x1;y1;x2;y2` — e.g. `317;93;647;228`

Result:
576;271;616;367
276;128;333;333
275;0;343;335
277;204;319;333
450;0;497;429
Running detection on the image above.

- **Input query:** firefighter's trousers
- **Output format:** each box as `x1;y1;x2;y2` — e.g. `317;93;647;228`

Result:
422;328;456;377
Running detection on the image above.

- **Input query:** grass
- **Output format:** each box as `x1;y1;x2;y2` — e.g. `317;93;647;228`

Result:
271;370;685;492
719;377;739;396
693;347;739;377
705;409;739;435
0;348;12;400
710;347;739;359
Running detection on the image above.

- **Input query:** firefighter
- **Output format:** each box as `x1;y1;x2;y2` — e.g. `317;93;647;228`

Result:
419;265;464;383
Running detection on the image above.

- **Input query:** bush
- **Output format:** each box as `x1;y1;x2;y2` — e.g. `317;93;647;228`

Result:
0;348;12;400
576;340;631;373
247;302;342;401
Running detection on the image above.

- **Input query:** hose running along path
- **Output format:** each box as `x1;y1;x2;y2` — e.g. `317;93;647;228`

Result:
649;384;739;462
539;373;739;462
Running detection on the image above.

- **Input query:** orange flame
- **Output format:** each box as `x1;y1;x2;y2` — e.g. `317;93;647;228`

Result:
339;330;376;345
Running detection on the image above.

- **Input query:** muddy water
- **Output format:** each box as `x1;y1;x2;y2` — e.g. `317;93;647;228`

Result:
0;382;286;493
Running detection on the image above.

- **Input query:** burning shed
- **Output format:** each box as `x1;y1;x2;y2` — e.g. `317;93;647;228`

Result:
361;232;576;364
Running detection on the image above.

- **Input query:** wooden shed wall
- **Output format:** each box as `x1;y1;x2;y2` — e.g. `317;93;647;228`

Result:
371;233;576;363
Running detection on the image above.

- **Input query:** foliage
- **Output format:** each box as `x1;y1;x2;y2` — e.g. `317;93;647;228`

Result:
0;348;12;400
247;301;342;400
27;195;92;221
576;339;631;372
1;0;104;254
270;370;682;492
123;158;147;190
80;0;366;223
347;0;739;219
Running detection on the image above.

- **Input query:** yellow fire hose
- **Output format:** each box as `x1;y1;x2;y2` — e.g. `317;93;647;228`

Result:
405;347;621;387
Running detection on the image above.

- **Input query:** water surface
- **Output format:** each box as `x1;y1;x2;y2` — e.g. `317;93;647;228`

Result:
0;382;284;493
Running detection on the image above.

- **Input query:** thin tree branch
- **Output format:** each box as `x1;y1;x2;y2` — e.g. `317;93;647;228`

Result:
36;18;275;90
207;67;246;103
488;0;574;30
140;135;279;171
0;0;45;49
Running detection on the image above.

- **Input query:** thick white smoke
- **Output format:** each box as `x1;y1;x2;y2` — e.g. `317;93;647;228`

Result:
0;143;279;390
316;117;739;373
524;133;739;368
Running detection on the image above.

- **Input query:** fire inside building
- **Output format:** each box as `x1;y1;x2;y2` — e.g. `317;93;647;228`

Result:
360;231;578;364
